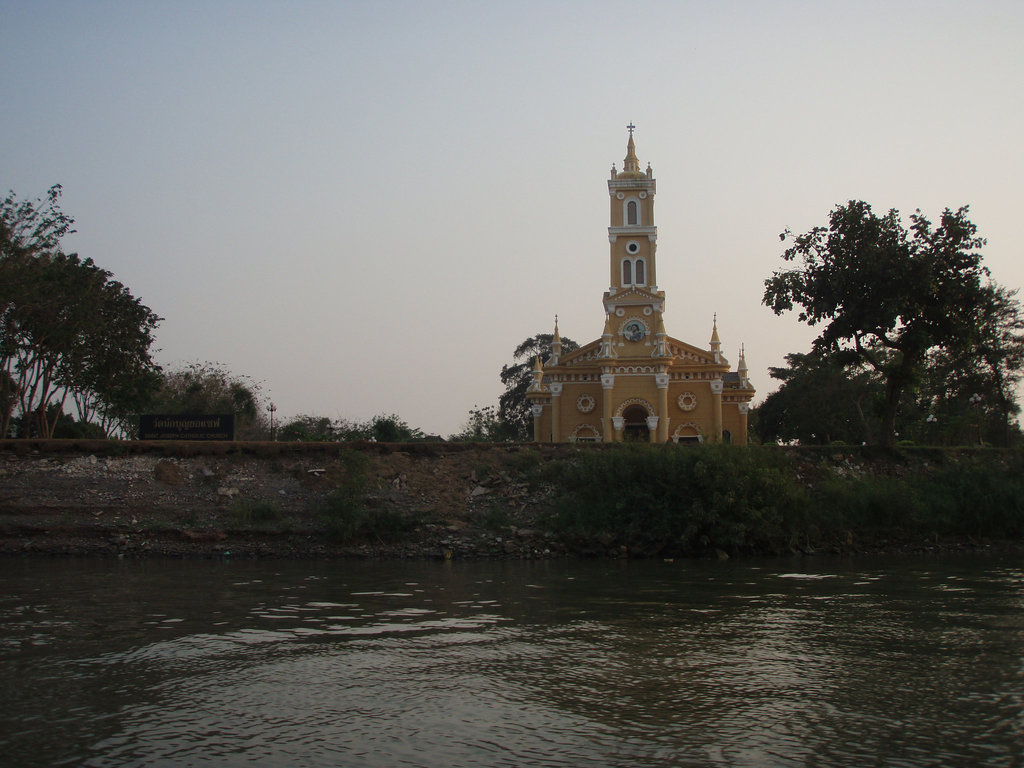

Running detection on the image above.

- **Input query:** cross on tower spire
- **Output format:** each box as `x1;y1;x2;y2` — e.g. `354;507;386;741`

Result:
626;122;636;136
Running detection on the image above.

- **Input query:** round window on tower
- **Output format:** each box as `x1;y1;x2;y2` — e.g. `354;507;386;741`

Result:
626;241;640;255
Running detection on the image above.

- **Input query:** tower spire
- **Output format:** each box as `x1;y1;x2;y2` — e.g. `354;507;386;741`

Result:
528;355;545;392
551;315;562;364
623;123;641;175
710;313;722;363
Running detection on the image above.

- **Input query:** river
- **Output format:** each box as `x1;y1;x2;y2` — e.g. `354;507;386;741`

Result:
2;555;1022;767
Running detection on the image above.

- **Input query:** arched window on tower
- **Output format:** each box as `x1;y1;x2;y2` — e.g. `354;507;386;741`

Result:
627;200;638;225
635;258;645;285
622;259;632;285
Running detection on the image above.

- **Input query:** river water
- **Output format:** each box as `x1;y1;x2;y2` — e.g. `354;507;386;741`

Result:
2;554;1023;767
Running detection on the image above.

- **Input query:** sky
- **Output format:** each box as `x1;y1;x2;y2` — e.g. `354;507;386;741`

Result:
3;0;1022;436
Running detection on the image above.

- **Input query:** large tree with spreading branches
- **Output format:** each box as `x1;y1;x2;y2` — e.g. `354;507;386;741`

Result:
1;186;161;437
763;200;1001;446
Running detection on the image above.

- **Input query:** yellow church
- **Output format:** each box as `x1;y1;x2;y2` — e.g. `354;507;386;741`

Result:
527;127;755;444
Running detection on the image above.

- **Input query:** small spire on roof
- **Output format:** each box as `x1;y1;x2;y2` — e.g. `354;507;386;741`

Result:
623;123;641;174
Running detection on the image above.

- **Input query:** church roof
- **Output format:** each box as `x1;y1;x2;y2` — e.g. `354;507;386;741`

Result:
552;334;725;370
617;132;647;179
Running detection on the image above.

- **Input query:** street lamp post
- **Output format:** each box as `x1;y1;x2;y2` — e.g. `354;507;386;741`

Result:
968;393;983;446
268;403;277;441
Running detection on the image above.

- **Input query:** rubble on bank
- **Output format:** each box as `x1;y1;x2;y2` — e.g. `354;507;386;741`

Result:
0;441;569;559
1;440;1019;560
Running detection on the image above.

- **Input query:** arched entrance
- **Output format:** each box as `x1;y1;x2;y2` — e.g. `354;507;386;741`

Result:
622;404;651;442
570;424;601;442
672;423;704;445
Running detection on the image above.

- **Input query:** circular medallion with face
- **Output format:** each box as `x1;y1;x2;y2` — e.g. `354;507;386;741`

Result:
623;320;646;342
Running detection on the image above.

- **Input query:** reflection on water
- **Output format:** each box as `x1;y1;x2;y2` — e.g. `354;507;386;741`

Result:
2;555;1023;767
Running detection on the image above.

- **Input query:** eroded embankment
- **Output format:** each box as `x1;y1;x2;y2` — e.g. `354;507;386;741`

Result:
0;440;571;559
0;440;1020;559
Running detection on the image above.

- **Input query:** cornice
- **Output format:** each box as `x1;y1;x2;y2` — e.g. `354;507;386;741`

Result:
608;179;656;192
608;226;657;238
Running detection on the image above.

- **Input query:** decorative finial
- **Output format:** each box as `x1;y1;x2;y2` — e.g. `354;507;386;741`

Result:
627;122;636;136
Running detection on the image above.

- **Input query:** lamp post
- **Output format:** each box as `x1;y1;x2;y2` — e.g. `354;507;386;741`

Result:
926;413;937;445
268;402;277;441
968;393;983;446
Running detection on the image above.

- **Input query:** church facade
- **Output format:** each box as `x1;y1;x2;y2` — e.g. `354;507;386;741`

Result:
526;129;755;444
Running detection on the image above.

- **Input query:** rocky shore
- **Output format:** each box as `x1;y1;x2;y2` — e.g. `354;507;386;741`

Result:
0;440;568;559
2;440;1020;560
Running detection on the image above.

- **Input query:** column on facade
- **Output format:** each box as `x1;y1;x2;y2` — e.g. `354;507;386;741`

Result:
737;402;749;446
531;404;544;443
612;416;625;441
601;374;615;442
655;373;670;443
646;416;659;442
710;378;723;443
550;383;562;442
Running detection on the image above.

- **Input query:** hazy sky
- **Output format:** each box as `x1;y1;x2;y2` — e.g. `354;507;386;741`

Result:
3;1;1022;436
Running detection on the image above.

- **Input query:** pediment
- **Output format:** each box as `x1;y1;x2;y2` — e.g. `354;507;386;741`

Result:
550;335;726;369
665;336;724;366
559;339;603;367
603;287;663;308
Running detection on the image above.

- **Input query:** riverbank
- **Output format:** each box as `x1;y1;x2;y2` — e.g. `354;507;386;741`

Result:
1;440;1021;559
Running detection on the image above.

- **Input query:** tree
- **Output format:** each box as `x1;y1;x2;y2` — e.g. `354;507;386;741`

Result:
146;363;268;439
909;284;1024;446
958;285;1024;445
755;352;883;445
278;414;338;442
276;413;428;443
1;186;162;437
366;413;424;442
450;405;507;442
763;201;991;446
498;332;579;440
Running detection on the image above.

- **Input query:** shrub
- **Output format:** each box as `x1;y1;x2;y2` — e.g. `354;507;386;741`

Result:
319;448;419;543
542;444;808;556
230;497;283;525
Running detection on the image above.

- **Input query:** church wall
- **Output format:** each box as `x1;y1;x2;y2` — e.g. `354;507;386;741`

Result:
552;382;602;441
536;380;750;444
666;380;716;441
722;404;750;446
534;405;552;443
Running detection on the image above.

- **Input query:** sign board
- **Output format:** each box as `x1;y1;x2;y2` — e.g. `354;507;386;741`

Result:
138;415;235;441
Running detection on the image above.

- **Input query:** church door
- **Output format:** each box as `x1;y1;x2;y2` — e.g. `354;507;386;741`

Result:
622;405;650;442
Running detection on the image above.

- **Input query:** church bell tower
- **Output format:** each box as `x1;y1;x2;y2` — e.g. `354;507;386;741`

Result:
608;123;658;294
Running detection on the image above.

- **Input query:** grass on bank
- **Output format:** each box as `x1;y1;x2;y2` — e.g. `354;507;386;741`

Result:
536;444;1024;556
540;444;806;556
141;441;1024;555
319;448;420;543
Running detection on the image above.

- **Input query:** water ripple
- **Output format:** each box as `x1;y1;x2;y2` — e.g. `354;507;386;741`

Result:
4;556;1024;767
